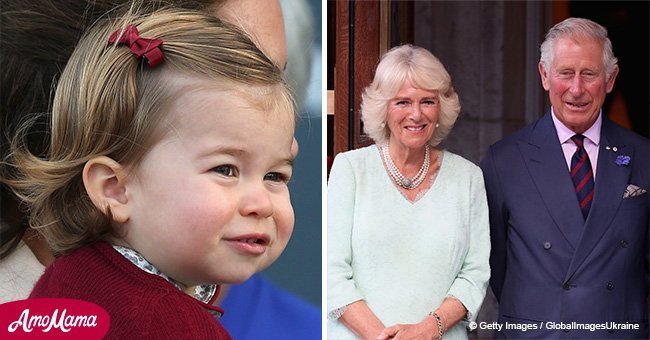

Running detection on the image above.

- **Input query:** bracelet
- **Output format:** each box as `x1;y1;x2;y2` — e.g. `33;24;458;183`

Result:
428;311;444;340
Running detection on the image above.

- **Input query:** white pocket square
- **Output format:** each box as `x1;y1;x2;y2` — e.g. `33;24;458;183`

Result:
623;184;647;198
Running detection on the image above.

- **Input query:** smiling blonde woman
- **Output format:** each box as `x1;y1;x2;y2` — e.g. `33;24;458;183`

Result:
327;44;490;340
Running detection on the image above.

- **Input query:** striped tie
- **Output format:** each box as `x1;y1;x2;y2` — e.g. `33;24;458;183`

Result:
570;134;594;220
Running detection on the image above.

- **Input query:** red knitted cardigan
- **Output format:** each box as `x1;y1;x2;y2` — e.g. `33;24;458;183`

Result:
29;241;231;339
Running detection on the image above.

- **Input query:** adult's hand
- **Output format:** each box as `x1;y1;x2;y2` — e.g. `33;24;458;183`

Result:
339;300;386;339
376;316;438;340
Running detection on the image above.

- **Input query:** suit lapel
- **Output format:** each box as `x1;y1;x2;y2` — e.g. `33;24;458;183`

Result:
565;119;632;279
518;113;585;249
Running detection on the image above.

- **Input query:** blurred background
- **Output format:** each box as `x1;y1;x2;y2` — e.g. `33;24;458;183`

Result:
259;0;322;308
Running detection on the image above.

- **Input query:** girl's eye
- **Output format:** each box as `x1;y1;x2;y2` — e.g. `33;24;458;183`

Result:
212;165;237;177
422;99;437;105
264;172;289;183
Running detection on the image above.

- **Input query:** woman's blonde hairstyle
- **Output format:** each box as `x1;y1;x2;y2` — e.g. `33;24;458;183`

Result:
361;44;460;146
3;4;295;254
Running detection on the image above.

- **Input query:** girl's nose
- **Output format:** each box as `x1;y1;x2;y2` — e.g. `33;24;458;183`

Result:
239;182;274;218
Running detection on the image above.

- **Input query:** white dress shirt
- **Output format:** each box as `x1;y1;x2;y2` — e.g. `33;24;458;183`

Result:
551;108;601;180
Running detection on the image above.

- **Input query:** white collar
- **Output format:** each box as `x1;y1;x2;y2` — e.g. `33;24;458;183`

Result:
550;107;602;146
112;245;217;306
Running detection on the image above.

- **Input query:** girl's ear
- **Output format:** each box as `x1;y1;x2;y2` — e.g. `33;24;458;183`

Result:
82;156;130;224
291;137;299;157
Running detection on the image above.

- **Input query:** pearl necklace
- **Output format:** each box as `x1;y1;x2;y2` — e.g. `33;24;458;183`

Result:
381;144;430;190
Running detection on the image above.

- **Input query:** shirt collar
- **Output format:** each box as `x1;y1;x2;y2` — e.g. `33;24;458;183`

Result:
550;107;602;146
112;245;218;306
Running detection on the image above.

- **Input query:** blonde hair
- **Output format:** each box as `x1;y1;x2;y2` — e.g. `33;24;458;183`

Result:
4;5;295;254
361;44;460;146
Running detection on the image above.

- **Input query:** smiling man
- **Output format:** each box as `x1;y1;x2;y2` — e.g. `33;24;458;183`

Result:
481;17;649;338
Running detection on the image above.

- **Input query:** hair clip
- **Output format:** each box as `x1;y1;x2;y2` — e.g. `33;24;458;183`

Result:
108;24;164;68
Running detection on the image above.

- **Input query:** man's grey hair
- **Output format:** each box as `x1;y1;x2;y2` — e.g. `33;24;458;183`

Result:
540;17;618;80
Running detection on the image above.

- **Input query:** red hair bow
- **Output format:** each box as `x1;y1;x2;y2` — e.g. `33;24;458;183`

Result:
108;24;164;68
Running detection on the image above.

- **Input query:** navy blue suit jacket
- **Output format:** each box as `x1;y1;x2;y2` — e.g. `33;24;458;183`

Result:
481;112;649;338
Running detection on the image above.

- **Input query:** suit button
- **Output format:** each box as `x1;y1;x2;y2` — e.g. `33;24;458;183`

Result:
620;240;628;248
563;283;571;290
606;282;614;290
543;242;551;250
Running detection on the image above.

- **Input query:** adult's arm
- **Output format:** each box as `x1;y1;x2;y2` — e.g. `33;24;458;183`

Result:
327;153;383;338
443;165;491;321
377;297;465;340
339;300;385;339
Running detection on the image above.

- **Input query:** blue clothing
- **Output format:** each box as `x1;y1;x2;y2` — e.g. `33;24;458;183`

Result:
481;112;649;338
220;274;321;339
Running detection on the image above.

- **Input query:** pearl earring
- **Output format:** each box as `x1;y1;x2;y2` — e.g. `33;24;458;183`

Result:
435;123;440;128
380;122;386;129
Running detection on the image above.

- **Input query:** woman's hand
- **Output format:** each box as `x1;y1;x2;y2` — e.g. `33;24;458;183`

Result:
376;316;439;340
339;301;386;339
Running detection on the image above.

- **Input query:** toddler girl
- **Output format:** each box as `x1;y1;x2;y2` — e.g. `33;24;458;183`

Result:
4;4;296;339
